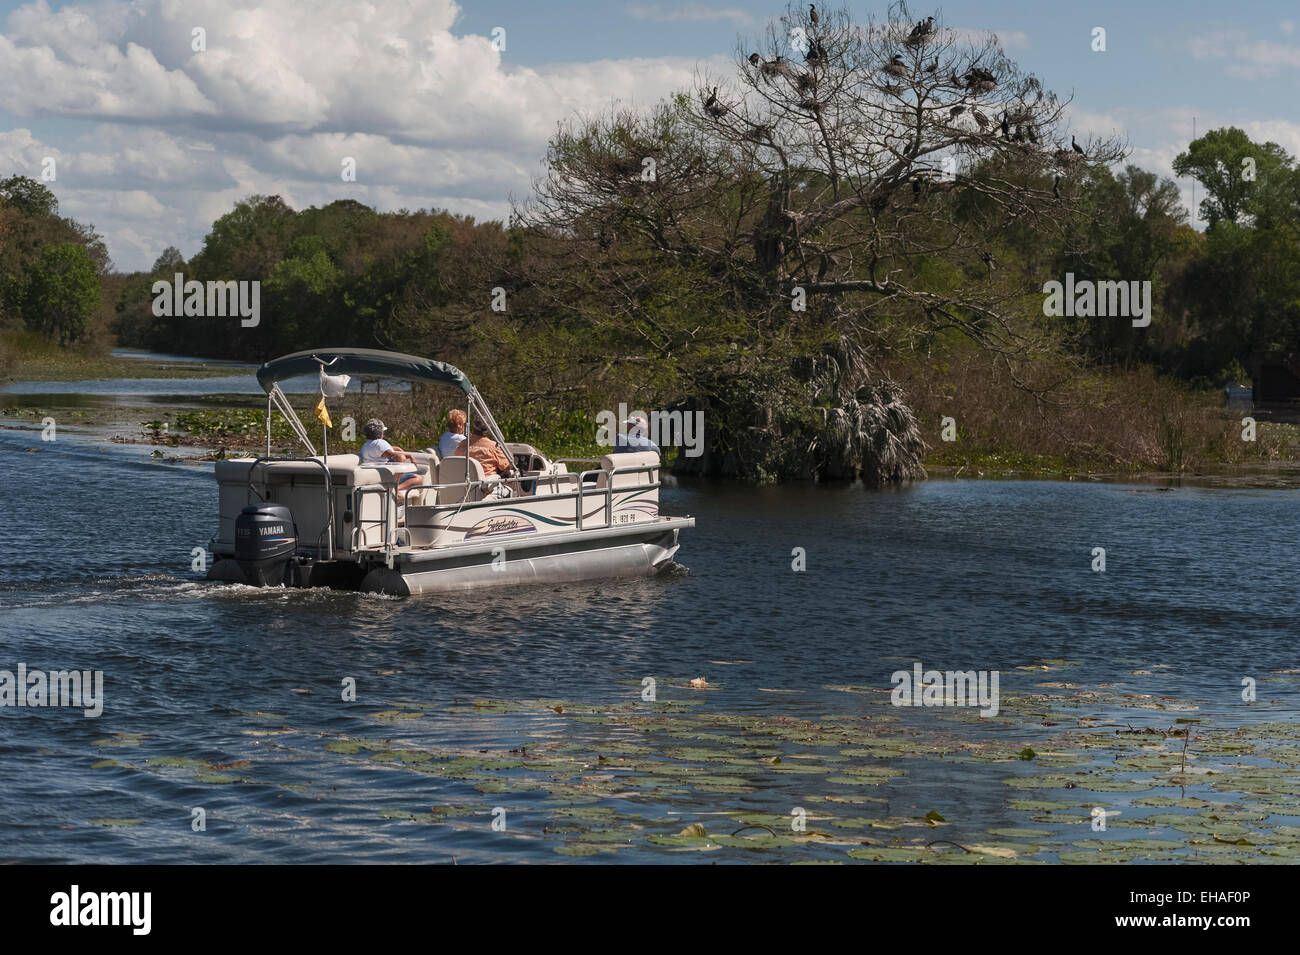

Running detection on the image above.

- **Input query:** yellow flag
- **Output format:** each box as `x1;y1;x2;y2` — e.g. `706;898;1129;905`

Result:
314;396;332;428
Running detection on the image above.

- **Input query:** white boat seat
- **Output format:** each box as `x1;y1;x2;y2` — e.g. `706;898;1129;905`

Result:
436;455;487;504
595;451;660;489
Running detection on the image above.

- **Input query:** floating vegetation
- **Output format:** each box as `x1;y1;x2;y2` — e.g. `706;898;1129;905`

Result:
78;668;1300;863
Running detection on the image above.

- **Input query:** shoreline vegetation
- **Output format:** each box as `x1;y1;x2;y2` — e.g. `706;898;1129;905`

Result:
4;347;1300;484
5;5;1300;485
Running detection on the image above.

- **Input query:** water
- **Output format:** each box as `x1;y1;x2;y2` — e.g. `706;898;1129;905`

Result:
5;349;410;396
2;381;1300;863
7;373;316;396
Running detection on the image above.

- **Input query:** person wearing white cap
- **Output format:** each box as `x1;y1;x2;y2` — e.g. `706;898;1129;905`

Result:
359;418;422;494
613;415;660;455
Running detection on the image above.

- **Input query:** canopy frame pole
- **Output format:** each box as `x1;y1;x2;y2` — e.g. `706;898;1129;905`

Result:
269;383;317;456
468;387;512;469
463;396;473;496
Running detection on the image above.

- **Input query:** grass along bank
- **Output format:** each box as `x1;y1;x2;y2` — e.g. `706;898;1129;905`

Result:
0;330;248;383
887;348;1293;479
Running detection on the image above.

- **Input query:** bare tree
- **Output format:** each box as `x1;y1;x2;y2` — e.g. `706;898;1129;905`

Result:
522;2;1125;365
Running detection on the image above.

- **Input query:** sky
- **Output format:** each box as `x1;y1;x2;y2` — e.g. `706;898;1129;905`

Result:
1;0;1297;272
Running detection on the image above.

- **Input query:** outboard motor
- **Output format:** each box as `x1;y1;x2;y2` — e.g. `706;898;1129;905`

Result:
235;503;297;586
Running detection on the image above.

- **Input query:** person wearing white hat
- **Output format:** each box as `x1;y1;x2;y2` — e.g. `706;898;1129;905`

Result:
613;415;660;455
359;418;422;494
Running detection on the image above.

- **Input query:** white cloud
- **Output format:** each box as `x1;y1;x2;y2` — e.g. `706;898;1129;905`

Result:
1189;27;1300;79
626;4;759;28
0;0;729;269
949;27;1030;52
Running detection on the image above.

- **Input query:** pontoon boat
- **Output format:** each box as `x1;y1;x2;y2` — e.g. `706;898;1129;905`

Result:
206;348;693;595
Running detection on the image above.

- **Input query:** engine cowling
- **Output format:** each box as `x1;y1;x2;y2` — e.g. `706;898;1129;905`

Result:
234;503;297;586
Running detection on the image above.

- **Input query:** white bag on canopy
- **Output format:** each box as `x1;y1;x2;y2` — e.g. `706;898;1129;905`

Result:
319;367;351;397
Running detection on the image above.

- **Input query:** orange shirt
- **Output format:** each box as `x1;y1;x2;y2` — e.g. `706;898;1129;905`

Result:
454;434;513;477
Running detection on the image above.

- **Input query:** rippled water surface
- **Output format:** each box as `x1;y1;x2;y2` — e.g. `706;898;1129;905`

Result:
2;403;1299;863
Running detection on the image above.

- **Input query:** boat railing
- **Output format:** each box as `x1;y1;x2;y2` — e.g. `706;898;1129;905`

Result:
388;461;663;547
246;456;335;560
352;483;395;556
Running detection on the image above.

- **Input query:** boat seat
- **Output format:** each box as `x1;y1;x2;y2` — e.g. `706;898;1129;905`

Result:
325;452;438;507
436;455;488;504
595;451;660;489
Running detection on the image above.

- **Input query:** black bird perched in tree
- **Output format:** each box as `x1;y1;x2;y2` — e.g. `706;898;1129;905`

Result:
1071;134;1085;155
964;67;997;92
755;54;796;81
1014;125;1025;143
905;16;936;47
1000;113;1010;138
809;3;818;25
1027;125;1039;144
704;87;726;118
1052;175;1061;199
949;105;966;118
883;54;908;77
912;177;922;197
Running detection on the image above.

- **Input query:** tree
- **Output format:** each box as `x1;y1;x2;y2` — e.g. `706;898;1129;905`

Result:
152;246;185;273
1165;129;1300;374
22;242;101;345
518;1;1124;480
1055;164;1187;364
1173;127;1293;228
0;176;58;218
189;195;295;279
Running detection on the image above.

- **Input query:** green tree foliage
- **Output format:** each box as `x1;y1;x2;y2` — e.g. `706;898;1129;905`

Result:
113;196;507;362
0;178;107;337
0;175;59;217
152;246;185;273
1054;164;1187;364
1168;128;1300;378
1173;127;1293;227
22;242;101;345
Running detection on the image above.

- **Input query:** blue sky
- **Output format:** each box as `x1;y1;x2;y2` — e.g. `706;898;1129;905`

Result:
2;0;1297;271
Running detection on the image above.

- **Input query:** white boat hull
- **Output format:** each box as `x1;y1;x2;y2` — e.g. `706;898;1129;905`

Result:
361;520;688;595
209;518;691;596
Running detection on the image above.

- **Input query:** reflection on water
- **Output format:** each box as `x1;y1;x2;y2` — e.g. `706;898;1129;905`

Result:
4;373;320;396
111;349;258;366
5;349;414;397
2;408;1299;862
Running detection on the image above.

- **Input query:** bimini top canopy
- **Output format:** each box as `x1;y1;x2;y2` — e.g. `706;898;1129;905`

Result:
256;347;473;395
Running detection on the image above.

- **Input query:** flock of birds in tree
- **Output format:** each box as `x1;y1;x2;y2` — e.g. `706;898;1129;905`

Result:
702;8;1086;202
685;9;1094;277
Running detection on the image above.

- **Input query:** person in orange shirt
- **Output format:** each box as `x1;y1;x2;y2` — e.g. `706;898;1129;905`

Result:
453;421;518;496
